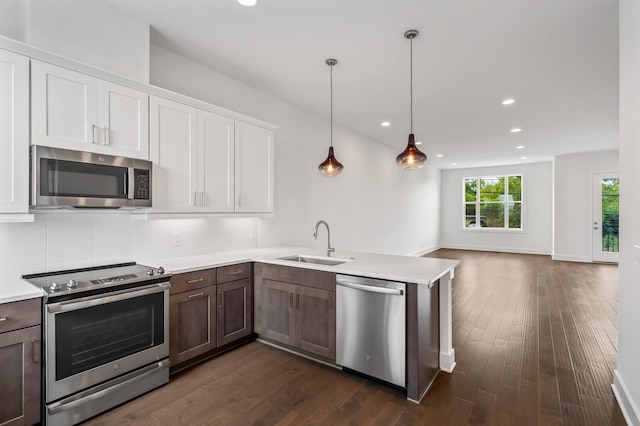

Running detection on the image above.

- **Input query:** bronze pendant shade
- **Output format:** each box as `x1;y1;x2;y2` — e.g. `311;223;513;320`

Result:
396;29;427;170
319;58;344;177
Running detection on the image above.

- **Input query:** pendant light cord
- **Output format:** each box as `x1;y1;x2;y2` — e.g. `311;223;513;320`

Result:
410;35;413;134
330;63;333;148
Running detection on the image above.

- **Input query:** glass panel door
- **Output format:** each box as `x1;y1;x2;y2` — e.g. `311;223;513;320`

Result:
592;173;619;263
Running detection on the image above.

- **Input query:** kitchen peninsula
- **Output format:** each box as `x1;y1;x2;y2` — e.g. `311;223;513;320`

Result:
142;247;460;402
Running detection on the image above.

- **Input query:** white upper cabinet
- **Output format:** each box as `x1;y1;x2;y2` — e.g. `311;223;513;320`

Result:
234;121;274;213
0;49;30;216
197;110;235;213
31;60;149;159
149;95;198;213
96;80;149;159
149;96;273;214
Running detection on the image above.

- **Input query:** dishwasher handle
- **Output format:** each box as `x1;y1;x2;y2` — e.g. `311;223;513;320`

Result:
337;279;404;296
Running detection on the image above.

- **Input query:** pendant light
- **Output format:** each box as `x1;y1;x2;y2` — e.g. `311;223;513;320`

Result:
396;29;427;170
318;58;344;177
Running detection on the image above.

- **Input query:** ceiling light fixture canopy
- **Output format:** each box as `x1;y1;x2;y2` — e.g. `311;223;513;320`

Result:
318;58;344;177
396;29;427;170
237;0;258;6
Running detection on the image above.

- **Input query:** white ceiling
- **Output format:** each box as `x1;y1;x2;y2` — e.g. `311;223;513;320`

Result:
104;0;619;169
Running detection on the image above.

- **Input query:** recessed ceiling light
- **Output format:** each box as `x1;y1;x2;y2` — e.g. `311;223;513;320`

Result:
521;156;527;160
451;162;457;166
510;128;522;133
237;0;257;6
502;99;515;105
381;121;391;127
516;145;525;149
436;154;443;158
416;141;422;145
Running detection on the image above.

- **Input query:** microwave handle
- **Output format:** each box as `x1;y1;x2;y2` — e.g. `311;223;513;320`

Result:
127;167;134;199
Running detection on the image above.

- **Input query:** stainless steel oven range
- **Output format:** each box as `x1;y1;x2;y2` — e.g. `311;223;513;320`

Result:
22;262;171;426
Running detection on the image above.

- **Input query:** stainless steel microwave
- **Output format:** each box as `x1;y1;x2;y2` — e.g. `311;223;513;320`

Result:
31;146;152;209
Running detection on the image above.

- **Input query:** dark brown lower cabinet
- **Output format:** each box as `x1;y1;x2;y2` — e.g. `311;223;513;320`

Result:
261;278;336;360
170;286;217;365
217;278;253;347
0;325;41;426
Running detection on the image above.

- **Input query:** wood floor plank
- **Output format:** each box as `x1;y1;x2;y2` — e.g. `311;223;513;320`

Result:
86;250;624;426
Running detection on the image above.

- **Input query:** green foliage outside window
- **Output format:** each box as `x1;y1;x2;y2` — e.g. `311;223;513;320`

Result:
464;175;522;229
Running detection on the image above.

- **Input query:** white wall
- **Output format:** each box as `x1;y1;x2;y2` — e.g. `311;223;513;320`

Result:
0;0;150;82
615;0;640;423
440;162;552;254
150;45;441;256
553;150;619;262
0;0;28;42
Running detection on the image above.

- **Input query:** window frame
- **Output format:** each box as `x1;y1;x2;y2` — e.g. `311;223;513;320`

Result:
462;174;524;232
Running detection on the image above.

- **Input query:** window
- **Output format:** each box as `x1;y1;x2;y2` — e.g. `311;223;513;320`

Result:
464;175;522;230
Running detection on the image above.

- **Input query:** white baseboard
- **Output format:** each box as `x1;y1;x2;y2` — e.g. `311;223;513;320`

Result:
612;370;640;426
551;254;592;263
408;245;442;257
440;244;550;256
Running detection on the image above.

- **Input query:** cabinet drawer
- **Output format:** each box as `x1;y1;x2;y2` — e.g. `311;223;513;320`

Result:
0;298;41;334
257;263;336;292
170;269;216;294
217;263;252;284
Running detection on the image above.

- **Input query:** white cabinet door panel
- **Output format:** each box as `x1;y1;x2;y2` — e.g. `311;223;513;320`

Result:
149;96;198;212
198;110;234;212
97;81;149;159
0;50;29;213
31;60;97;151
234;122;273;213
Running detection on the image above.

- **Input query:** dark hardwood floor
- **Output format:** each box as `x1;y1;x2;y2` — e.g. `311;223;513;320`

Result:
86;250;626;425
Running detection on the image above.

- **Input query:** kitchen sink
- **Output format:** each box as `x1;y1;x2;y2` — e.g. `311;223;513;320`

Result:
278;254;353;266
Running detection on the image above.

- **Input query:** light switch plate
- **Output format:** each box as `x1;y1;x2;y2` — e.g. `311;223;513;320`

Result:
633;245;640;266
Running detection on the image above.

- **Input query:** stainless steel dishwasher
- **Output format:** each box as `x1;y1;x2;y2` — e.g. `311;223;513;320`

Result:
336;275;406;387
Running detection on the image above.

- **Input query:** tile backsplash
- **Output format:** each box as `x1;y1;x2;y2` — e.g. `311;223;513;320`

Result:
0;212;258;278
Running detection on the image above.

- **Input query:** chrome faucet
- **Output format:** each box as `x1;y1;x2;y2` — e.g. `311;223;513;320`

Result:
313;220;335;257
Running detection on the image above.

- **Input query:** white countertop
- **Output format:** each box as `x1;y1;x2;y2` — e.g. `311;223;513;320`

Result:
0;278;44;304
1;247;460;305
140;246;460;285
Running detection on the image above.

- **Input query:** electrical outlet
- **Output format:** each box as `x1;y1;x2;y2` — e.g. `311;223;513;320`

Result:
172;232;182;247
249;229;257;240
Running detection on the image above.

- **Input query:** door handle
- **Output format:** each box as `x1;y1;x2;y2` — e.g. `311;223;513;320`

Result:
289;292;293;308
296;293;300;309
186;278;205;284
102;127;109;145
188;292;205;299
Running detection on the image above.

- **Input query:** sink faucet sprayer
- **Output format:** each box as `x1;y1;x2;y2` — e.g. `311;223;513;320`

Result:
313;220;335;257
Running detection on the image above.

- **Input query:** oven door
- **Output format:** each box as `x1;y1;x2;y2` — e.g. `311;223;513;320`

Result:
45;282;170;403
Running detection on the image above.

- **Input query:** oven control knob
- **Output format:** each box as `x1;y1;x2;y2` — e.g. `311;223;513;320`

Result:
50;282;60;290
158;267;165;275
147;269;154;276
67;279;78;288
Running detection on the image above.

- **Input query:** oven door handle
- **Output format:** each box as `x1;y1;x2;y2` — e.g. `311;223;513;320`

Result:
47;282;171;314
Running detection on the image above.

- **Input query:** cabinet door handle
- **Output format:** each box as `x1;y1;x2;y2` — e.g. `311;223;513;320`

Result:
289;292;293;308
193;191;198;206
200;192;205;207
188;292;205;299
102;127;109;145
219;292;223;308
31;338;37;364
0;317;7;322
296;293;300;309
91;124;97;143
187;278;205;284
228;270;243;275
